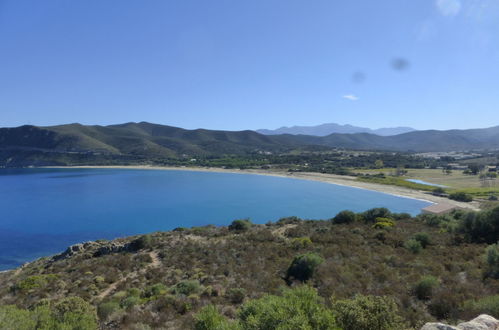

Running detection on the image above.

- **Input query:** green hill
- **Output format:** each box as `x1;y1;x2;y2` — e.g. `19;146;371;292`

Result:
1;208;498;329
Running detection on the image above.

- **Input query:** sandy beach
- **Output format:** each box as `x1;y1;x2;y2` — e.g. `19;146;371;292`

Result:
43;165;481;211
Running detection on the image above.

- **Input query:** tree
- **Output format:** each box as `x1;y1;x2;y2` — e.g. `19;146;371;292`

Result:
414;276;439;300
332;295;404;330
229;219;252;231
485;243;499;279
361;208;391;223
332;210;356;224
286;253;324;282
194;305;235;330
238;286;338;330
449;192;472;202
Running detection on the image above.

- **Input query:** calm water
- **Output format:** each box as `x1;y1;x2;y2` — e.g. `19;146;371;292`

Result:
406;179;448;188
0;168;431;270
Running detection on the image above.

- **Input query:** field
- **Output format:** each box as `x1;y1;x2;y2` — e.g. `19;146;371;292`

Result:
353;168;499;199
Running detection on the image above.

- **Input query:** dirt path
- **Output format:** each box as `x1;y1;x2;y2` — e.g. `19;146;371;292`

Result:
97;251;161;300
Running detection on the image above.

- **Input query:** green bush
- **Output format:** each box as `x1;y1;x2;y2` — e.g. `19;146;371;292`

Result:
12;274;57;293
463;295;499;318
362;208;391;223
227;288;246;304
143;283;168;298
0;298;98;330
414;232;430;248
286;253;324;282
485;243;499;278
404;239;422;254
130;234;154;251
194;305;235;330
238;286;338;329
414;276;439;300
121;296;141;309
449;192;472;202
332;295;404;330
97;301;120;320
228;219;252;231
332;210;356;224
291;237;313;249
173;280;202;296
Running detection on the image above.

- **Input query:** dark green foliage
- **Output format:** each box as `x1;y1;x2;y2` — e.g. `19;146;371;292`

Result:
414;232;430;248
194;305;235;330
459;207;499;243
237;286;338;330
332;210;356;224
0;297;98;330
172;280;202;296
121;295;141;309
414;276;439;300
485;243;499;279
489;195;498;201
361;208;391;223
449;192;473;202
432;187;446;195
130;234;154;251
286;253;324;282
97;301;120;320
143;283;167;298
226;288;246;304
332;295;404;330
463;295;499;318
404;239;422;254
228;219;252;231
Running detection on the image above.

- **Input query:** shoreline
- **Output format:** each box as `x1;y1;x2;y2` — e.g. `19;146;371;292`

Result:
40;165;480;210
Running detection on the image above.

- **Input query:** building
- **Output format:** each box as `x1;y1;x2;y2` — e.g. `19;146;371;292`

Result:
422;203;461;215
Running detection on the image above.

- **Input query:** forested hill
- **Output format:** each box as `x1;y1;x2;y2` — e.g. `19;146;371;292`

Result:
1;122;499;166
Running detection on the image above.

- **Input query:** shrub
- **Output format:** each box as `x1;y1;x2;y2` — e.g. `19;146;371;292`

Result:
449;192;472;202
0;305;37;329
286;253;324;282
432;187;446;195
97;301;120;320
12;274;57;294
277;216;302;225
414;232;430;248
404;239;422;254
373;217;395;229
485;243;499;279
194;305;234;330
143;283;167;298
332;210;356;224
226;288;246;304
332;295;404;330
121;296;141;309
172;280;202;296
392;212;411;220
291;237;313;249
362;208;391;223
228;219;252;231
414;276;439;300
130;234;154;251
489;195;498;201
463;295;499;318
238;286;338;329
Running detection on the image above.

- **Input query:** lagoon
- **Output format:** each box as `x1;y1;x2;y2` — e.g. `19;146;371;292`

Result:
0;168;431;270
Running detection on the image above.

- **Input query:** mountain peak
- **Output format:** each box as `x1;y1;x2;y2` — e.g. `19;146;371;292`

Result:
256;123;416;136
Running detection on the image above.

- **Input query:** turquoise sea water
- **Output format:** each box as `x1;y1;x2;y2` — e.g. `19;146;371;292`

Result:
0;168;431;270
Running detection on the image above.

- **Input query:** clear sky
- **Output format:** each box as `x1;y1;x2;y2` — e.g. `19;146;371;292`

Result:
1;0;498;131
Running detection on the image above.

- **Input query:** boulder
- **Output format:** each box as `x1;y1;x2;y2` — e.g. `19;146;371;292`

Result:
421;323;459;330
457;315;499;330
421;315;499;330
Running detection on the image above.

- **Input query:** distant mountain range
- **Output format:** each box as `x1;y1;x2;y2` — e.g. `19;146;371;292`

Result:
257;123;416;136
1;122;499;167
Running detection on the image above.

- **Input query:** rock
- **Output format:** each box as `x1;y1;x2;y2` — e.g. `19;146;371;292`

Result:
421;315;499;330
93;242;130;257
421;323;459;330
457;315;499;330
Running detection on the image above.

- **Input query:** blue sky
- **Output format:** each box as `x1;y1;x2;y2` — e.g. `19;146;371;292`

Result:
1;0;498;131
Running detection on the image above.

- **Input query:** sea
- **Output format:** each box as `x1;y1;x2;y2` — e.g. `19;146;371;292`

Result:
0;168;431;270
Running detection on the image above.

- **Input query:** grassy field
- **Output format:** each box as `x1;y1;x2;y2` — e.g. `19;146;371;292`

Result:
353;168;499;198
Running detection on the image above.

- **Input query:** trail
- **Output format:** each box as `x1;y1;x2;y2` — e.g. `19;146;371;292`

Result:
97;251;161;300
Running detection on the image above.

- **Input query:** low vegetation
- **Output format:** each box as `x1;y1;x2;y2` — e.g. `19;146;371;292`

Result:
0;207;498;329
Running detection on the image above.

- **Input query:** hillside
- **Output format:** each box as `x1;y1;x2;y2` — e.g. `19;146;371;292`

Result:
0;208;498;329
0;122;303;167
257;123;415;136
1;123;499;167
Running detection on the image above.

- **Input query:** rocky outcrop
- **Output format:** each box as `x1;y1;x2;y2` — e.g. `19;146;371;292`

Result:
52;240;133;261
52;241;99;261
421;315;499;330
